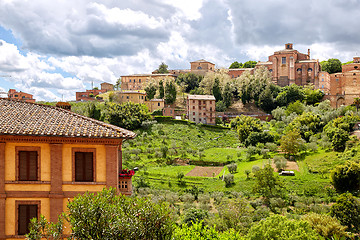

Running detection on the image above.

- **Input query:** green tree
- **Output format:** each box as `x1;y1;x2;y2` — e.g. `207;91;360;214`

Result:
229;61;243;69
253;164;284;203
331;161;360;193
285;100;305;116
231;115;263;143
215;101;226;112
176;73;203;93
212;77;222;101
182;208;208;226
244;131;274;147
114;78;121;90
164;81;177;104
354;97;360;111
27;215;64;240
275;84;305;106
330;192;360;232
222;82;233;107
304;85;325;105
105;101;150;130
144;84;157;100
157;62;169;73
258;86;275;113
320;58;342;74
243;60;257;68
288;112;322;141
247;215;320;240
158;80;165;99
280;129;304;157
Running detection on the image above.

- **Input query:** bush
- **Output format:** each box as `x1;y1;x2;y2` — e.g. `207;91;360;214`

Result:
330;192;360;232
227;163;237;174
273;156;287;172
182;208;209;226
224;174;234;187
330;161;360;193
302;213;349;239
247;215;320;240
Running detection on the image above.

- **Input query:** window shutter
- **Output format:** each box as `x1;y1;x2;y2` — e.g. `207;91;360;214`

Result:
75;152;93;182
75;152;85;181
28;151;38;180
18;152;27;181
18;205;38;235
18;151;38;181
85;152;94;181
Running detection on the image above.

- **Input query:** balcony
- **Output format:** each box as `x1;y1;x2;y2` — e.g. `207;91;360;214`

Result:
119;169;134;195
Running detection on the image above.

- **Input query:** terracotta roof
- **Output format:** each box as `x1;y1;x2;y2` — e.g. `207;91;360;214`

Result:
0;98;136;139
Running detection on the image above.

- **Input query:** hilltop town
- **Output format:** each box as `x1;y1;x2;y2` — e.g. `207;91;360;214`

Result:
1;43;360;239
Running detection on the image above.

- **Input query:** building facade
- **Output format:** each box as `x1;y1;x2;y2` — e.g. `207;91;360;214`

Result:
7;89;35;103
256;43;320;87
190;59;216;76
100;82;114;92
0;99;135;239
76;82;113;101
228;68;254;79
145;99;164;112
116;91;147;104
120;74;175;91
327;57;360;108
187;95;216;125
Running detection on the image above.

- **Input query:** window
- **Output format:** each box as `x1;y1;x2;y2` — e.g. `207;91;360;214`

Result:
73;149;95;182
193;100;195;103
193;112;195;115
126;96;129;99
139;79;141;83
322;85;324;88
16;147;40;181
308;68;313;72
129;79;131;82
158;103;160;106
193;106;195;109
210;107;212;111
15;94;18;97
336;78;339;81
297;68;302;73
282;57;286;65
269;69;273;73
199;118;201;121
322;78;324;82
193;118;195;121
141;96;144;99
203;101;206;104
16;201;40;235
197;66;202;69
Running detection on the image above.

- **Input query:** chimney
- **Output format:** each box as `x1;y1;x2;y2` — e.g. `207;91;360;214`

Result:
308;49;310;58
56;102;71;111
285;43;293;49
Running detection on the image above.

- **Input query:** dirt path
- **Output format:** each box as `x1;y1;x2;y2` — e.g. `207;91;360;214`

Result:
271;160;299;171
186;166;223;177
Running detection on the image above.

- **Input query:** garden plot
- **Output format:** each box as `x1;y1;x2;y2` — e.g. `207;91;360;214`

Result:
186;166;223;177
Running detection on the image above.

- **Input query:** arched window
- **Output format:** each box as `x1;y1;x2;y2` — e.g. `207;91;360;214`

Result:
197;66;202;69
269;69;273;73
308;68;313;72
129;79;131;82
297;68;302;72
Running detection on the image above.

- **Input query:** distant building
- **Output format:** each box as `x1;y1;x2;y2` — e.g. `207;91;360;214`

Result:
187;95;216;125
318;71;331;95
120;74;175;91
146;99;164;112
190;59;216;76
76;82;113;101
256;43;320;87
8;89;35;103
326;57;360;108
116;91;146;104
228;68;254;79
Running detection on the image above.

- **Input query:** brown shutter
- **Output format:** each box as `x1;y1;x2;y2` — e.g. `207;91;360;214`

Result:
28;151;37;180
75;152;84;181
75;152;93;182
85;152;93;182
18;152;27;181
18;151;38;181
18;204;38;235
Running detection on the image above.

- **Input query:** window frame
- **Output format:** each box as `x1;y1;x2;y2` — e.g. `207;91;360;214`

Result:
16;200;41;236
72;148;96;182
281;57;286;65
15;146;41;182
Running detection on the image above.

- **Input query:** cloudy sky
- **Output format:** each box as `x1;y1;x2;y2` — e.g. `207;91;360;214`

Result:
0;0;360;101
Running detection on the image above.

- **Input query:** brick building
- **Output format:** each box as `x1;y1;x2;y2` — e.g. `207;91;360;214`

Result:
256;43;320;87
190;59;215;76
187;95;216;125
7;89;35;103
326;57;360;108
116;91;147;104
228;68;255;79
120;74;175;91
76;82;113;101
318;71;331;95
0;98;135;239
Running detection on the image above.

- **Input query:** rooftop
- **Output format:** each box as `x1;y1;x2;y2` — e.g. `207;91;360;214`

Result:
0;98;135;139
187;95;216;100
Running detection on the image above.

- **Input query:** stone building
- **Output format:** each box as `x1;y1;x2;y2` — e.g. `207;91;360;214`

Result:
7;89;35;103
327;57;360;108
75;82;114;101
189;59;215;76
0;98;135;239
116;91;147;104
187;95;216;125
256;43;320;87
100;82;114;92
120;74;175;91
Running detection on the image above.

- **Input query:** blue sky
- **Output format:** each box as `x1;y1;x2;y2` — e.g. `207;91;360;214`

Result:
1;0;360;101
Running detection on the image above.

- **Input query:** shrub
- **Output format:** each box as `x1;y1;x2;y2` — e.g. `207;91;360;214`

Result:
273;156;287;172
330;192;360;232
265;142;278;152
182;208;209;226
302;213;349;239
227;163;237;174
247;215;320;240
330;161;360;193
252;165;260;173
224;174;234;187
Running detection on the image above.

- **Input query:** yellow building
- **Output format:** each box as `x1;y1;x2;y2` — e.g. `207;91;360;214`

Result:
0;98;135;239
116;91;147;104
121;74;175;90
145;99;164;112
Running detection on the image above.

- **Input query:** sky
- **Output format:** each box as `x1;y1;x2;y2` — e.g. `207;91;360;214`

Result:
0;0;360;101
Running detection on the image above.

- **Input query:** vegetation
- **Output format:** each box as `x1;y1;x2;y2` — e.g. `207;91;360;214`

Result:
320;58;342;74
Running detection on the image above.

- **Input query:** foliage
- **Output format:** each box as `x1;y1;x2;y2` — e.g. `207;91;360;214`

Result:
304;86;325;105
258;85;276;113
222;82;233;107
144;84;157;100
173;222;243;240
275;84;305;107
215;101;226;112
176;73;203;93
115;78;121;90
247;215;321;240
288;112;322;142
244;131;274;147
164;81;177;104
182;208;208;226
26;215;64;240
330;192;360;232
302;213;349;239
320;58;342;74
285;100;305;116
229;61;242;69
253;164;284;202
227;163;237;174
104;101;150;130
28;188;174;240
224;173;234;187
157;62;169;73
330;160;360;193
212;77;222;102
280;129;304;157
231;115;263;143
243;60;257;68
158;80;165;99
273;155;287;172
